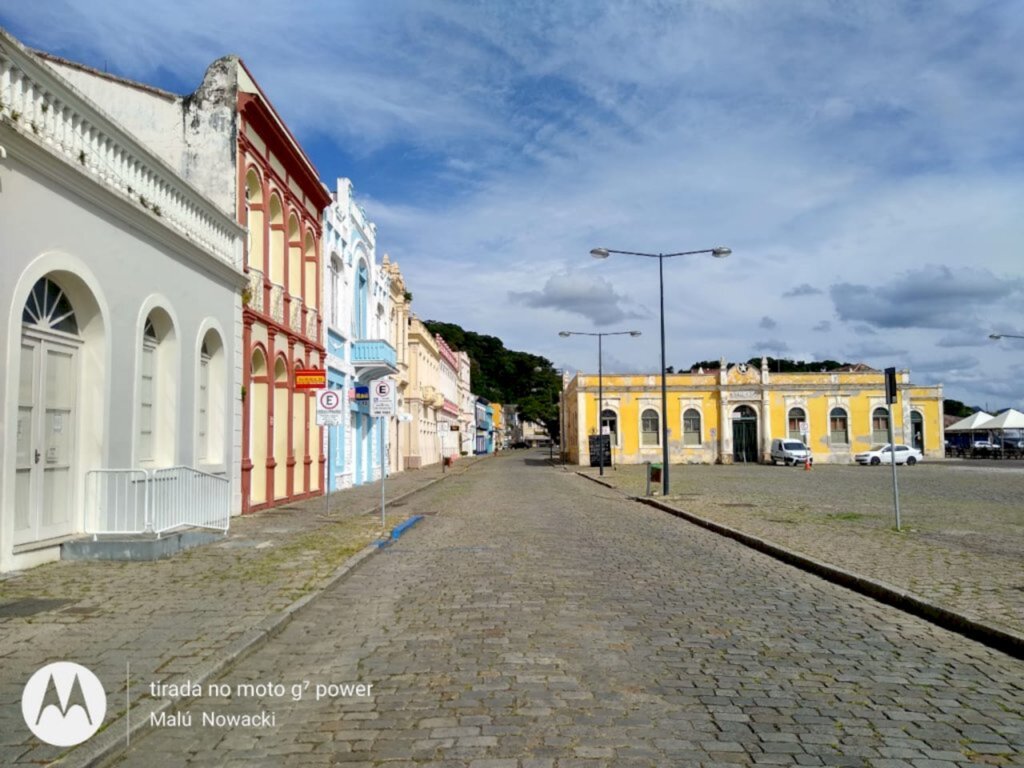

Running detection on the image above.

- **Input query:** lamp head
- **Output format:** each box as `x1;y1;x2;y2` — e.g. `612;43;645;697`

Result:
629;331;642;337
711;247;731;258
590;247;610;259
558;331;571;337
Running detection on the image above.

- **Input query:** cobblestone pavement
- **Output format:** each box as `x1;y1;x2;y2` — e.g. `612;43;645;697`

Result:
577;461;1024;638
0;458;481;767
111;451;1024;767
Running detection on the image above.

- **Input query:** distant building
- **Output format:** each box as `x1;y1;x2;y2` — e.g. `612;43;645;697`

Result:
321;179;398;489
562;358;943;465
475;399;494;454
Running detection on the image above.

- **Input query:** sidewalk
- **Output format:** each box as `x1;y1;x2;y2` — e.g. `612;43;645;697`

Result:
0;457;484;767
572;461;1024;656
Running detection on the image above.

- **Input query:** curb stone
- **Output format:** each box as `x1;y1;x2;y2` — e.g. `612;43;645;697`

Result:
576;470;1024;660
55;463;476;768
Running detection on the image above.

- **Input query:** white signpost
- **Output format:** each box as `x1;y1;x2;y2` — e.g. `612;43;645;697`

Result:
370;379;395;527
316;389;344;515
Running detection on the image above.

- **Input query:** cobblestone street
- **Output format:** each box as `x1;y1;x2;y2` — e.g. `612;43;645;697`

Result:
110;453;1023;767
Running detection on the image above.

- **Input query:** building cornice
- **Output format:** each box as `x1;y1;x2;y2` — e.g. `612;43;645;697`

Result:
3;124;247;289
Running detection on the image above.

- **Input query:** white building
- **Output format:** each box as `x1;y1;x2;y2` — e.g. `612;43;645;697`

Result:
457;352;476;456
0;30;245;571
321;178;396;489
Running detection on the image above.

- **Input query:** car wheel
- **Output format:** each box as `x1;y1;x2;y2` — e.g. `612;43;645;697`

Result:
906;457;917;466
870;457;880;465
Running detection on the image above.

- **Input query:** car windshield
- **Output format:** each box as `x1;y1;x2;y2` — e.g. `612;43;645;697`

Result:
783;442;805;450
869;445;890;452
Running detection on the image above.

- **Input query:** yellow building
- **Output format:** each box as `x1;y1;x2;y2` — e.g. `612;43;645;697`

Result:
562;358;944;465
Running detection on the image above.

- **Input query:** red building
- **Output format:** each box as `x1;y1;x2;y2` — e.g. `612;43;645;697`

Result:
234;64;332;512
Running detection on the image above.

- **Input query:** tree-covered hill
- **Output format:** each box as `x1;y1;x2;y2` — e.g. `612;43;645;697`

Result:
423;320;561;438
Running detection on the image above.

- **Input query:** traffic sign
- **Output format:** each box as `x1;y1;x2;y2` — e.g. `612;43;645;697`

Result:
316;388;344;425
370;379;395;416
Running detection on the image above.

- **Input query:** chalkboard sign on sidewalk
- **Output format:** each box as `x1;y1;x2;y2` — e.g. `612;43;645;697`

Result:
588;434;611;467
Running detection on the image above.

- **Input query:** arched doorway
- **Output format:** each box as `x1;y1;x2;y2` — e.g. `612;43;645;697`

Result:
16;278;83;544
732;405;758;463
249;348;269;505
911;411;924;451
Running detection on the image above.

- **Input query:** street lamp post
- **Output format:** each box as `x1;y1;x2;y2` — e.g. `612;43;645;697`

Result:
590;246;730;496
559;329;641;476
990;333;1024;340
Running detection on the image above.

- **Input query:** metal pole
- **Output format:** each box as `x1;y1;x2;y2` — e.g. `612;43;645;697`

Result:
380;415;386;528
326;424;330;516
598;334;604;476
888;404;901;531
659;254;669;496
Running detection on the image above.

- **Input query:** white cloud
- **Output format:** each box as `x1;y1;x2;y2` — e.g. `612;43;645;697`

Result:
5;0;1023;407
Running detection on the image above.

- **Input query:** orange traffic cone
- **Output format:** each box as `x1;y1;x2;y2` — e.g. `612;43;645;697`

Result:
804;456;811;470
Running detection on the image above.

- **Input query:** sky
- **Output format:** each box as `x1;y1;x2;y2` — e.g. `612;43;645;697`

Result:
4;1;1023;410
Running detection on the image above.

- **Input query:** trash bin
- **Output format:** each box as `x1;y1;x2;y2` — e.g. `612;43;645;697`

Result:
646;462;662;496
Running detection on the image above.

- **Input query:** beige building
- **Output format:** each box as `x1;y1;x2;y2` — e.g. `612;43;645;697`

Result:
404;317;443;469
382;254;410;475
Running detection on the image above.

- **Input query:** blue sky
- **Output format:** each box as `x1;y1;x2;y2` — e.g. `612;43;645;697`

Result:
4;1;1023;409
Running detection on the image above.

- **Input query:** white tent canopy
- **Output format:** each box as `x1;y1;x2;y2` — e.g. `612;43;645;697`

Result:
946;411;994;432
983;409;1024;430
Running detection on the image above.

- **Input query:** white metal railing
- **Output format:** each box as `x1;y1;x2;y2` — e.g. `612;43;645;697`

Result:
0;31;241;265
85;467;229;537
85;469;149;535
149;467;230;534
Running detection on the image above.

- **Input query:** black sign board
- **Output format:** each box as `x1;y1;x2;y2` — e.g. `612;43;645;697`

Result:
884;367;898;404
588;434;611;467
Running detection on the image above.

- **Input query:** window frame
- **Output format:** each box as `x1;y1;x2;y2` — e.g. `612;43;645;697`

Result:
640;408;660;447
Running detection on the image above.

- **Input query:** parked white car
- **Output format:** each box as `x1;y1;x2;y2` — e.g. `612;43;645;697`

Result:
770;439;813;466
854;444;923;466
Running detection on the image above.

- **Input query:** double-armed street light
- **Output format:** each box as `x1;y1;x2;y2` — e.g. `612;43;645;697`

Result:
559;329;641;476
990;333;1024;341
590;246;731;496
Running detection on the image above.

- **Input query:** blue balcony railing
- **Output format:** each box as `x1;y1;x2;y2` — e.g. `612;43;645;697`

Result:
352;339;397;367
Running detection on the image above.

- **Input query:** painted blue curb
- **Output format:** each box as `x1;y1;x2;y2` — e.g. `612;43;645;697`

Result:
374;515;424;549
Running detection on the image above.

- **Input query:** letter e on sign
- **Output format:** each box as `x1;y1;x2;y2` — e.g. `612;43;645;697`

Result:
370;379;395;416
316;389;343;426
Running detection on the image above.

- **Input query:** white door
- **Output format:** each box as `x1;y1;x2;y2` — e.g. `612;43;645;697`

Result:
15;337;79;545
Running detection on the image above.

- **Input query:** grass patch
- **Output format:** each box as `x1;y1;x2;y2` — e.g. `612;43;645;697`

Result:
826;512;864;521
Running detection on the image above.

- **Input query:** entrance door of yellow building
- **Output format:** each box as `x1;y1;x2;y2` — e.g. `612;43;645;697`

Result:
732;405;758;463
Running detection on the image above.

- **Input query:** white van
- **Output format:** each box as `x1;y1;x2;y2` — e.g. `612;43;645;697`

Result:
770;438;813;466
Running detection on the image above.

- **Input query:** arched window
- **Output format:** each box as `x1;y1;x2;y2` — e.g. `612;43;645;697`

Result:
354;260;369;338
329;254;342;327
244;169;264;271
641;408;660;446
683;408;701;445
303;231;317;308
911;411;924;450
601;408;618;446
287;213;302;300
872;407;890;443
268;194;285;286
197;329;226;465
788;407;806;440
830;407;849;445
139;308;177;465
22;278;78;334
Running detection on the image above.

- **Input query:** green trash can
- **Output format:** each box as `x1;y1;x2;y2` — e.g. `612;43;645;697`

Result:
646;462;662;495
